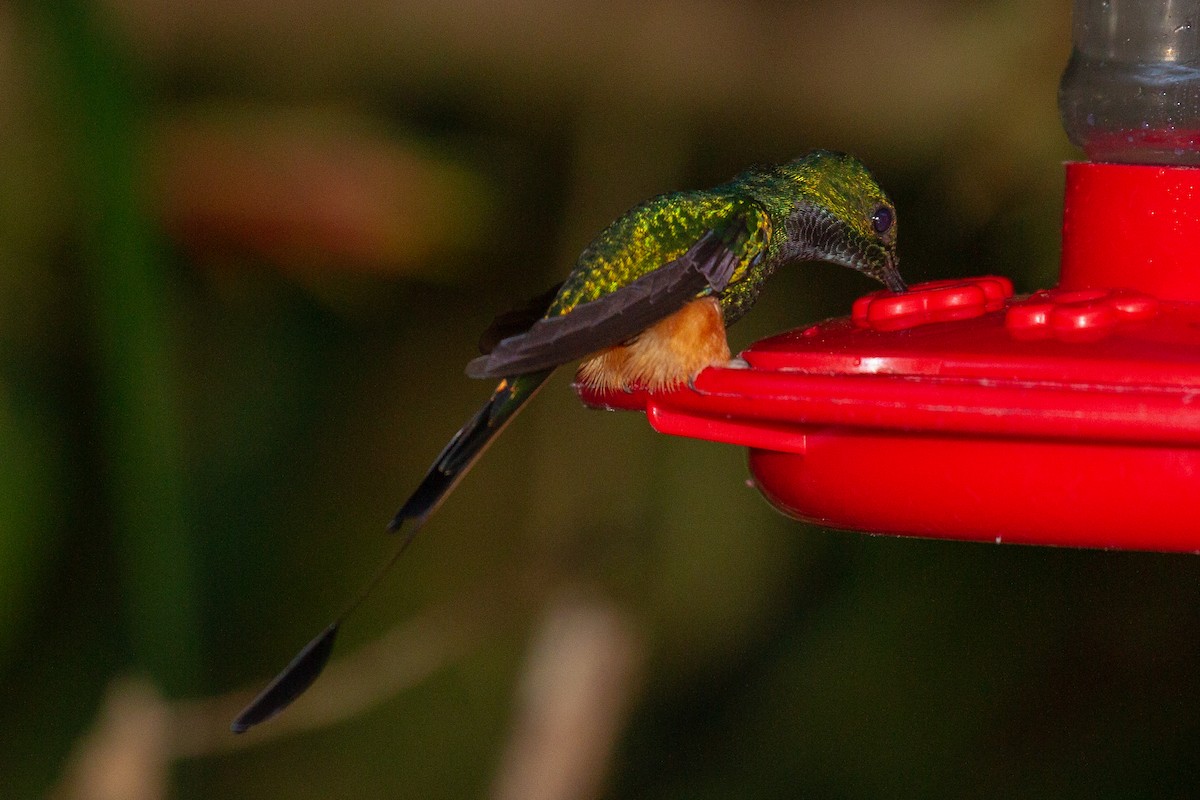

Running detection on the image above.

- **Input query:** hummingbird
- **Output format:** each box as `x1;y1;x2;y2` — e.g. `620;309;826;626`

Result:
231;149;905;733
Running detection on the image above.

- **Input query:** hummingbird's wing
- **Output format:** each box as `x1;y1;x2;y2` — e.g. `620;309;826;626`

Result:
477;282;565;354
464;230;747;379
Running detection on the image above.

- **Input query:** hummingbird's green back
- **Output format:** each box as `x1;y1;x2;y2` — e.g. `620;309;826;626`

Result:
547;150;897;326
548;190;754;315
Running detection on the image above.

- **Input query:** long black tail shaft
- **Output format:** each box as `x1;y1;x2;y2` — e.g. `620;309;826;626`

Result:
230;371;552;733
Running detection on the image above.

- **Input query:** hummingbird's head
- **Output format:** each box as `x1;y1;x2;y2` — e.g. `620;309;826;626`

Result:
777;151;905;292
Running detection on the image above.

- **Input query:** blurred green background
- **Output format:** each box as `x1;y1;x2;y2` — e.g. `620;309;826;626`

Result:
6;1;1200;798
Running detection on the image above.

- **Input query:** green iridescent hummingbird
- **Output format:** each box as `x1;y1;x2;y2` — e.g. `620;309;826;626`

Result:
232;149;905;733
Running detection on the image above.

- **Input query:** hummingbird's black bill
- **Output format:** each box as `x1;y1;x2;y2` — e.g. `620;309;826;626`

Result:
231;622;340;733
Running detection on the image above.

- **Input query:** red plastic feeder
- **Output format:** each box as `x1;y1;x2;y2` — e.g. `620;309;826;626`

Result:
576;162;1200;551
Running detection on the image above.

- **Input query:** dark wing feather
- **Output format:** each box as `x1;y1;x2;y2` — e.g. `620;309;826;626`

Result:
478;282;565;355
464;231;741;379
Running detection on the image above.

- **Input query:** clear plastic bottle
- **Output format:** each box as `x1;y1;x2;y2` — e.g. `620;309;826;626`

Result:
1059;0;1200;164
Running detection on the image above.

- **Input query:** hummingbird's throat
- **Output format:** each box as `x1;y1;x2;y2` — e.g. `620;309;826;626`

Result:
784;204;853;265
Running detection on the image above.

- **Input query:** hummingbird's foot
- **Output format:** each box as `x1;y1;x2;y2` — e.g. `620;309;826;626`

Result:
725;356;751;369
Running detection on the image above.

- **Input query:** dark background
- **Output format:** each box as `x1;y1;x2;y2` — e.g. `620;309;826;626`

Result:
6;1;1199;798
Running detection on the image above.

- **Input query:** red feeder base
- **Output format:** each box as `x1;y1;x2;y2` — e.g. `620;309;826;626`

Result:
575;162;1200;552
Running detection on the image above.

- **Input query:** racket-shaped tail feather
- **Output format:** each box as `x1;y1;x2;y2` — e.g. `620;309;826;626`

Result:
231;372;551;733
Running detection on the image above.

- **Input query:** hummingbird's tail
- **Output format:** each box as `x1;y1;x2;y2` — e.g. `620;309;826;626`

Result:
230;369;553;734
387;368;553;531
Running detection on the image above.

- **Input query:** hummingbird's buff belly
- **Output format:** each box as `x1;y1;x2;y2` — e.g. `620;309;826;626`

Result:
575;296;730;391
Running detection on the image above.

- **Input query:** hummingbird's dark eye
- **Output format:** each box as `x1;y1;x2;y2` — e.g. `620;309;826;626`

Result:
871;205;894;235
